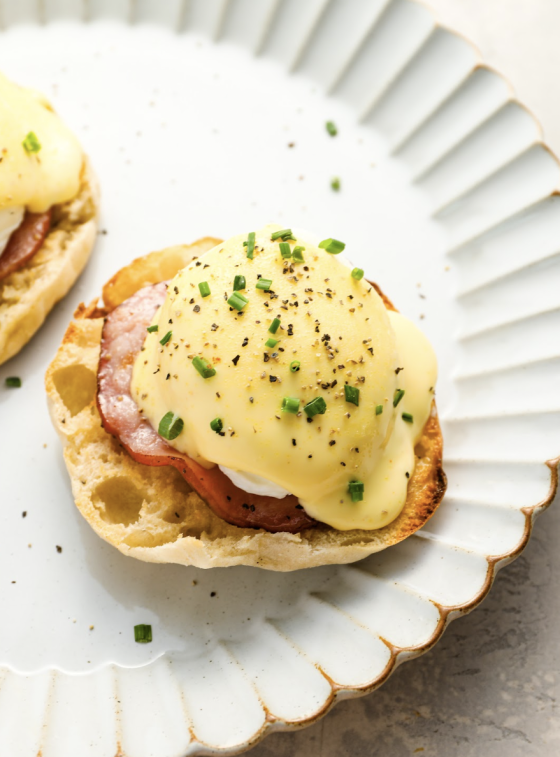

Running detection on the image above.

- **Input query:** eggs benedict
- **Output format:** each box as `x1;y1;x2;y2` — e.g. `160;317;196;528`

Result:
0;72;98;365
46;230;445;570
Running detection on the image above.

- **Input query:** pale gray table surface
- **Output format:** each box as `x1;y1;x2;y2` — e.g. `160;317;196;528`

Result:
254;1;560;755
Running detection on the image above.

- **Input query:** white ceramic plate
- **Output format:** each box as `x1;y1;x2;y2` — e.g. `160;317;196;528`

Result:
0;1;558;755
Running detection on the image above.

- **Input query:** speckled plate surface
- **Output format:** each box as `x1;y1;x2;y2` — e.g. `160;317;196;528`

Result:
0;1;558;755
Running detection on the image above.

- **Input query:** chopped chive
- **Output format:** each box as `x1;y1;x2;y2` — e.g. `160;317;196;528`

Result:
159;330;172;346
318;238;345;254
227;291;249;310
344;385;360;406
5;377;21;388
375;404;383;415
245;232;256;259
146;324;159;333
271;228;294;242
282;396;300;414
233;275;246;291
351;267;364;281
279;242;292;259
289;360;300;373
348;480;364;502
134;624;152;643
265;337;279;348
192;356;216;379
331;177;341;191
158;412;184;440
210;417;223;434
292;246;305;263
402;412;414;423
325;121;337;137
268;317;281;334
393;388;405;407
304;396;327;418
22;131;41;154
198;281;211;297
256;278;272;291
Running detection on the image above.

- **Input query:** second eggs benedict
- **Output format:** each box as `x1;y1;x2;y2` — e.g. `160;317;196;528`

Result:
0;71;98;365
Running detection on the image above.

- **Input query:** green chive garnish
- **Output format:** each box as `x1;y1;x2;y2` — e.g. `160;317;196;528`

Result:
256;278;272;291
282;396;300;414
159;330;172;346
210;417;223;434
269;317;281;334
326;121;337;137
147;324;159;333
271;228;294;242
22;131;41;154
393;389;405;407
5;377;21;388
344;385;360;406
265;337;279;348
289;360;300;373
318;238;345;254
402;412;414;423
351;267;364;280
292;246;305;263
375;404;383;415
245;232;256;259
228;292;249;310
134;624;152;643
348;480;364;502
198;281;211;297
233;275;246;291
279;242;292;259
158;412;184;440
304;396;327;417
192;356;216;379
331;177;340;191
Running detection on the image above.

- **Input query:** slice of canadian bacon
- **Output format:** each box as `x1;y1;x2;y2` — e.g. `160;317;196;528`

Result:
0;210;52;281
96;283;316;533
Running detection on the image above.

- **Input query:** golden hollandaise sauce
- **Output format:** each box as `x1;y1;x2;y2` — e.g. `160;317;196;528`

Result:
132;225;437;531
0;72;82;212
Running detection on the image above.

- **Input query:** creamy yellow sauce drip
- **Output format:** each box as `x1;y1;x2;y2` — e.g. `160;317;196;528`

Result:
132;225;437;531
0;72;82;212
